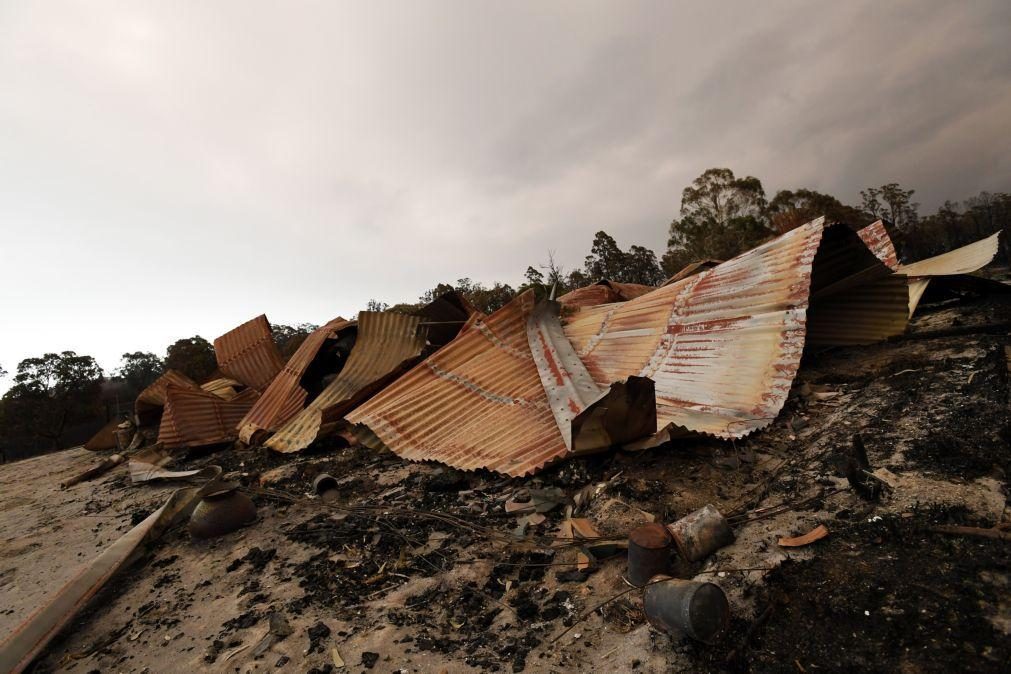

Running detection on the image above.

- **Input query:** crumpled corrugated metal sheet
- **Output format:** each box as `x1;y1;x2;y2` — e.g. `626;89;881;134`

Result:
159;386;259;448
856;220;899;270
135;369;199;425
899;231;1000;277
265;312;428;453
558;280;655;308
237;317;354;444
213;314;285;391
348;218;913;475
347;290;569;476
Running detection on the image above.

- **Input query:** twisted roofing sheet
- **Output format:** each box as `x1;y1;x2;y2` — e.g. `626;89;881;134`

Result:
158;386;258;448
237;317;353;443
347;218;914;475
899;231;1000;277
213;315;285;391
346;290;569;476
856;220;899;270
135;369;199;424
265;312;428;453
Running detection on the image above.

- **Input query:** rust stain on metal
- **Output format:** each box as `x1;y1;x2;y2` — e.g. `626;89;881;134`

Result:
857;220;899;270
346;290;570;477
159;386;259;448
200;377;244;400
558;280;654;309
135;369;199;425
778;523;830;547
662;259;723;286
265;312;429;453
237;317;353;444
213;314;285;392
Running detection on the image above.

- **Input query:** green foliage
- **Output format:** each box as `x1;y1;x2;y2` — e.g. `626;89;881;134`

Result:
860;183;919;231
364;299;389;313
272;323;319;359
420;279;516;315
1;352;104;450
665;168;771;273
901;191;1010;262
164;336;216;383
583;231;664;285
116;352;163;396
767;188;870;233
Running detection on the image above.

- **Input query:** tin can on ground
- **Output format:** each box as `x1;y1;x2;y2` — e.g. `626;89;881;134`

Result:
643;575;730;643
627;523;673;586
666;504;735;562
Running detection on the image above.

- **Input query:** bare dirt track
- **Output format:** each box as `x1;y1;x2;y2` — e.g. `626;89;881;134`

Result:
1;295;1009;673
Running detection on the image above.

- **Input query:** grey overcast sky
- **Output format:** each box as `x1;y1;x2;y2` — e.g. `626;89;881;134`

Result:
1;0;1010;389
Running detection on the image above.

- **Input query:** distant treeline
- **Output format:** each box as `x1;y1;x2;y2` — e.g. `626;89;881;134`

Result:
2;168;1007;461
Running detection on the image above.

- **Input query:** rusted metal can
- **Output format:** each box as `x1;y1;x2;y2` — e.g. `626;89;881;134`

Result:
188;485;257;539
666;504;735;562
312;473;340;503
643;576;730;643
627;523;673;586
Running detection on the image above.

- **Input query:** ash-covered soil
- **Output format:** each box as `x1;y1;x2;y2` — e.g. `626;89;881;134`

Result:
1;293;1008;673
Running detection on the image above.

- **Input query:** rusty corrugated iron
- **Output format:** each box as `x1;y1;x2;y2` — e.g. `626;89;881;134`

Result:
213;315;285;391
856;220;899;270
347;218;916;475
200;377;244;400
159;385;259;448
265;312;428;453
346;290;571;476
236;317;354;444
135;369;199;425
558;280;655;309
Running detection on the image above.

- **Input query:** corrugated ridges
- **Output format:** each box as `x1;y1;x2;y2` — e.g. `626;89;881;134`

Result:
346;290;570;477
266;312;427;453
135;369;199;424
236;317;353;444
899;231;1000;277
857;220;899;270
200;377;243;400
213;315;285;391
564;219;826;439
158;386;259;448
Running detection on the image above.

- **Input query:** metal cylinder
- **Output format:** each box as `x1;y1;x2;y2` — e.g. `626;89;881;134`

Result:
627;523;673;586
643;576;730;643
189;485;257;539
312;473;341;503
666;504;735;562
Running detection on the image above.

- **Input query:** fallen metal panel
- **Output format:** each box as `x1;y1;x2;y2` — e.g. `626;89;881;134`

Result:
83;419;120;451
0;486;204;674
416;290;476;346
856;220;899;270
265;312;428;453
899;231;1000;277
236;317;353;444
213;314;285;391
134;369;199;425
159;386;259;448
346;290;570;477
558;280;655;309
349;218;911;473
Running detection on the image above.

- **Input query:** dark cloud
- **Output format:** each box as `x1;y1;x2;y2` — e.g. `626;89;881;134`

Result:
1;1;1008;385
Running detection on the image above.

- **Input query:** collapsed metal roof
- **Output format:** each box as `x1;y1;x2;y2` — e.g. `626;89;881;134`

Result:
856;220;899;270
158;387;258;448
265;312;429;453
134;369;199;426
237;317;354;444
347;218;915;475
212;314;285;391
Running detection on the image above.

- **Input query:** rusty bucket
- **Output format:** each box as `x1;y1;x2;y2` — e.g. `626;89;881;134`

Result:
643;576;730;643
666;504;735;562
188;485;257;539
627;523;673;586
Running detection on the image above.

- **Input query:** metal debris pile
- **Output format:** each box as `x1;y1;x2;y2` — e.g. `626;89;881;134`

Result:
1;218;1008;673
